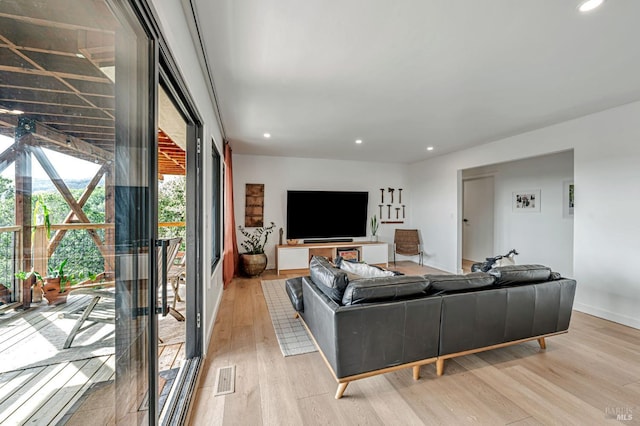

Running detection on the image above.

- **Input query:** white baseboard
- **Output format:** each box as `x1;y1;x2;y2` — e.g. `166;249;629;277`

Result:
573;302;640;330
203;283;224;357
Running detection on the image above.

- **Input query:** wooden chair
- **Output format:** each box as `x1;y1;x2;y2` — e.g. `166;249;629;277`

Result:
60;237;183;349
168;252;186;309
393;229;424;266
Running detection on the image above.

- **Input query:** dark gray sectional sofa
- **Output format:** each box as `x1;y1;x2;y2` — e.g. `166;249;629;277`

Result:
286;256;576;399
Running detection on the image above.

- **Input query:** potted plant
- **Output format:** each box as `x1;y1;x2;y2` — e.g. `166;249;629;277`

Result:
16;259;85;305
33;194;52;239
370;215;379;242
15;196;54;304
238;222;276;276
0;282;11;305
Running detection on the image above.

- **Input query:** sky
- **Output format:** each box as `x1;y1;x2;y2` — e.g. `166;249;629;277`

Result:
0;134;101;181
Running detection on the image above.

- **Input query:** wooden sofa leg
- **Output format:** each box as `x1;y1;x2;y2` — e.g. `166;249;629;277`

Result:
413;365;420;380
537;337;546;350
294;312;299;319
335;382;349;399
436;359;444;376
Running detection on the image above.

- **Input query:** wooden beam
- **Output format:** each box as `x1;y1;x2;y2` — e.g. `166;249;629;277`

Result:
30;146;113;270
0;64;112;84
47;164;107;257
0;16;114;56
0;70;114;96
0;88;100;108
159;149;185;172
104;165;114;277
0;8;116;34
23;120;113;162
0;143;17;175
41;124;115;134
0;33;115;121
14;136;32;308
1;100;113;119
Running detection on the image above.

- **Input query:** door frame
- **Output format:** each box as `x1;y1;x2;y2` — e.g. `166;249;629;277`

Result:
461;175;495;265
125;0;205;422
158;62;204;360
457;171;495;274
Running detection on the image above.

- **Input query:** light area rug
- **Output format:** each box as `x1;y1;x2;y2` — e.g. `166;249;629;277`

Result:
261;279;317;357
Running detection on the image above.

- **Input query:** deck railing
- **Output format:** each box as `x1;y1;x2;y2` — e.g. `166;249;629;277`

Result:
159;221;186;251
3;222;184;306
0;226;20;304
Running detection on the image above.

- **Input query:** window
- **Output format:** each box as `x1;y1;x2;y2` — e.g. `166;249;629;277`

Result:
211;140;221;270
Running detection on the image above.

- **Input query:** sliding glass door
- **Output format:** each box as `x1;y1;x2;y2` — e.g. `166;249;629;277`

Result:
0;0;165;423
112;0;158;422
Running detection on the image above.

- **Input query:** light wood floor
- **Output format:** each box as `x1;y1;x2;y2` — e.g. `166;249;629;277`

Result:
190;261;640;425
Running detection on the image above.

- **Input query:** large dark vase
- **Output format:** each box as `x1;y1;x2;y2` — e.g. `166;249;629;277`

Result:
241;253;268;277
42;277;69;305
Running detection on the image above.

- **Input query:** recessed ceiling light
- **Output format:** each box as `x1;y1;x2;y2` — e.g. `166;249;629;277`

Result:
355;139;362;144
426;146;434;151
263;133;271;138
578;0;604;12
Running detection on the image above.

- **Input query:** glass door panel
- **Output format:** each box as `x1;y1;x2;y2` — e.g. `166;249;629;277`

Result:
0;0;158;424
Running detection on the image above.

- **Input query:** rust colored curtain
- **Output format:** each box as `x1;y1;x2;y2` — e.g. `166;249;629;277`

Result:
223;141;239;288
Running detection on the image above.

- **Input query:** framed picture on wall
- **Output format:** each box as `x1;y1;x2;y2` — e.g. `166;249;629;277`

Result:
563;180;574;218
512;190;541;212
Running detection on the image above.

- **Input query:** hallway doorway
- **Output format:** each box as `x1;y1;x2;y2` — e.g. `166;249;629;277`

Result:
462;176;495;265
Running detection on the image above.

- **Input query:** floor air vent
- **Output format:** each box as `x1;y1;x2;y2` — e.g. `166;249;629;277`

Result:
214;366;236;396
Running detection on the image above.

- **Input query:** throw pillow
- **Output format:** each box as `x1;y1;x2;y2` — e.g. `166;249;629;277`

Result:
337;258;395;279
309;256;349;304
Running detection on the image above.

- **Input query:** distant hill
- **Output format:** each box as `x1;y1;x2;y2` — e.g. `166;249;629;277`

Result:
32;178;97;193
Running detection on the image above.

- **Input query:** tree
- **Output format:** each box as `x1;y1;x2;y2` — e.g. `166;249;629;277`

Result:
0;176;14;226
158;176;186;245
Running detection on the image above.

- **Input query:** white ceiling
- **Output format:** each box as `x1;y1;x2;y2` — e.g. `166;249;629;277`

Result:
193;0;640;164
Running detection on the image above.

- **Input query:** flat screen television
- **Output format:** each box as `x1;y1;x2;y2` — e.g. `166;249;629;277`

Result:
287;190;368;240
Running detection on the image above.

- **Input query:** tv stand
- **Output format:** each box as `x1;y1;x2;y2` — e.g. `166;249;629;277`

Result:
304;238;353;244
276;241;389;275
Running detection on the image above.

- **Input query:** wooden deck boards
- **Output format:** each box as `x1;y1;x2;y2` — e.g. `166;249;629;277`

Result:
0;293;185;425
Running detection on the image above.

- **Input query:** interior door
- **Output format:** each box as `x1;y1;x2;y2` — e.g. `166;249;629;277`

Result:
462;177;495;262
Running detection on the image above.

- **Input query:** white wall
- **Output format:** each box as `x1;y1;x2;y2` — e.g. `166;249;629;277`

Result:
233;155;410;268
151;0;225;352
410;101;640;329
463;151;574;276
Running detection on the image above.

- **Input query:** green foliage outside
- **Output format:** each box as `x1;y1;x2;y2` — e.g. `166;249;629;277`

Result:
158;176;186;248
0;176;17;289
0;174;186;288
0;176;14;227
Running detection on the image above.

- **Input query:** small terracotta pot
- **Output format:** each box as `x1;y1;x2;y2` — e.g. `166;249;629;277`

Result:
42;277;69;305
0;285;11;304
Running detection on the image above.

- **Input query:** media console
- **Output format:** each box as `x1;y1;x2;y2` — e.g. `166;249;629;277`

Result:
276;241;389;275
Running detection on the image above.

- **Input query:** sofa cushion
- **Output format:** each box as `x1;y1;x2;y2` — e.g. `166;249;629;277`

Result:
309;256;349;304
488;264;552;286
285;277;304;312
425;272;496;293
342;275;430;305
